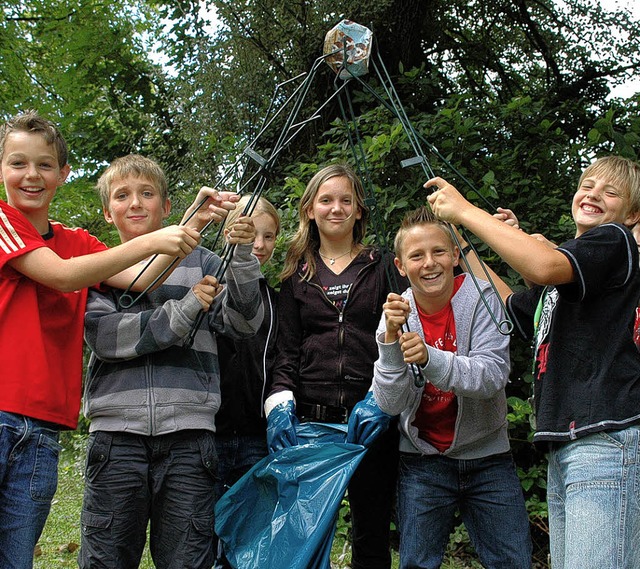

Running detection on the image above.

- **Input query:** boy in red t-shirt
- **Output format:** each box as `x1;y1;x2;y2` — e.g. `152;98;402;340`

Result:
0;110;232;569
372;206;531;569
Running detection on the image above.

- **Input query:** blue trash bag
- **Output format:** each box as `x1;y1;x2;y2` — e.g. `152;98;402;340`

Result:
215;422;368;569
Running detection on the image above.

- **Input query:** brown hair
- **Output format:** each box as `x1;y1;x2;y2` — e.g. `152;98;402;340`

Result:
0;110;68;167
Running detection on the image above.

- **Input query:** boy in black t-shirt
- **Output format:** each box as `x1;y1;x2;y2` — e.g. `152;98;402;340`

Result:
426;156;640;569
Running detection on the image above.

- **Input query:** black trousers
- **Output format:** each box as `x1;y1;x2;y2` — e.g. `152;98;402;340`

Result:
348;420;399;569
78;430;218;569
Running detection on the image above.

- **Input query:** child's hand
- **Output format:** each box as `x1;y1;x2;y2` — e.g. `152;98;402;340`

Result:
145;225;200;258
182;187;240;231
425;177;471;224
494;207;519;229
383;293;410;342
225;215;256;245
633;224;640;253
192;275;224;311
399;332;428;366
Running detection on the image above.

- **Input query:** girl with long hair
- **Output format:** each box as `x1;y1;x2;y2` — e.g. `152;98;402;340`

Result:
265;163;404;569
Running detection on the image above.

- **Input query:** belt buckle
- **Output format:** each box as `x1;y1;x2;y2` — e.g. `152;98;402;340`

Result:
310;404;349;423
312;404;326;421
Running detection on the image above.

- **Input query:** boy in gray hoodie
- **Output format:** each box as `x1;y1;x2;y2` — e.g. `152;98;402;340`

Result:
372;206;531;569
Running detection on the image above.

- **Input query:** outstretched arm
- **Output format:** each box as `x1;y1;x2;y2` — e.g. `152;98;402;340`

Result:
426;177;574;286
10;225;200;292
85;275;223;362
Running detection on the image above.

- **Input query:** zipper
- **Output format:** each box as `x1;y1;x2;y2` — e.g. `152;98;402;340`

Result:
299;258;375;406
260;286;274;419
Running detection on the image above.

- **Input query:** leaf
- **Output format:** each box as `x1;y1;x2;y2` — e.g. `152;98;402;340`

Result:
57;542;79;554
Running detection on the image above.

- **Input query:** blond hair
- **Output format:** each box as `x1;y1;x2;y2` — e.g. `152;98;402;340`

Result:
280;163;369;281
224;194;280;235
97;154;168;210
579;155;640;217
0;110;68;167
394;206;454;258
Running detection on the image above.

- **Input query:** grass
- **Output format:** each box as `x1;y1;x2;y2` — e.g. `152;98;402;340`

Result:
36;434;490;568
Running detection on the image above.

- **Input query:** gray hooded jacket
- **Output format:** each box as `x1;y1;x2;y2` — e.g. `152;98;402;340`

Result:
372;274;512;459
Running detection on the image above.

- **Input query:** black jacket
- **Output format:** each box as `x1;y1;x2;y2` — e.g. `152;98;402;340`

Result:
269;248;406;410
216;279;278;436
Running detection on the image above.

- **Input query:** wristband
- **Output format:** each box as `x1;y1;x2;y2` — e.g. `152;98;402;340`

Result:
461;244;473;255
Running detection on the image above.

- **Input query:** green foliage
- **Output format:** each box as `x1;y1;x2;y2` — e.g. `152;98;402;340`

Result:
0;0;183;176
4;2;640;567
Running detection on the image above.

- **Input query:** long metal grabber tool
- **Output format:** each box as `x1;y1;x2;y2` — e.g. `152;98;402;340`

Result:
442;228;513;335
117;61;339;310
333;33;513;339
343;54;514;334
332;66;427;388
183;50;355;342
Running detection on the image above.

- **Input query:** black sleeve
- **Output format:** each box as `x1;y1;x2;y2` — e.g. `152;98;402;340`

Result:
268;276;301;396
556;223;637;302
507;286;545;341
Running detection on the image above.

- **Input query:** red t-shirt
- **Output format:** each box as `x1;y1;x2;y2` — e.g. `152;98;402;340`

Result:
0;200;107;428
411;274;464;452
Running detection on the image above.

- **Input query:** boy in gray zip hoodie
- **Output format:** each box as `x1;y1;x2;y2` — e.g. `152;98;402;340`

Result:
372;206;531;569
79;155;264;569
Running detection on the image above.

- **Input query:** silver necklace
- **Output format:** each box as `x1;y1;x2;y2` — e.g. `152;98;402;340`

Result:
318;248;352;265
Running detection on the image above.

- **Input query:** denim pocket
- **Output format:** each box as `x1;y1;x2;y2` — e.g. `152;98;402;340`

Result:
30;431;62;502
598;428;630;450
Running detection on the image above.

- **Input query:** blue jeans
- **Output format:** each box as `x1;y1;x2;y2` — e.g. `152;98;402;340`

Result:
213;434;268;569
547;426;640;569
397;451;532;569
0;411;62;569
78;430;218;569
213;433;268;502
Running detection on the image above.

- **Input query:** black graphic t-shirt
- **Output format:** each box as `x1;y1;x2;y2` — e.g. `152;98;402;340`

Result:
316;254;367;310
507;223;640;442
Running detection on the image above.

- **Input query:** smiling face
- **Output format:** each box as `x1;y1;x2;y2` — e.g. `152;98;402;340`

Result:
307;175;362;246
395;224;459;313
0;131;70;230
104;175;170;242
571;174;638;237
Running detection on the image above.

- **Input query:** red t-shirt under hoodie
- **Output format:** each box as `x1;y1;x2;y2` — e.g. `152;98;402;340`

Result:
411;274;464;452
